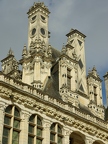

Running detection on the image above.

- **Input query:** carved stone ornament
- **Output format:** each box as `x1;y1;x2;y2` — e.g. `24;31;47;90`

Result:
0;102;6;112
85;137;94;144
0;86;12;98
65;129;72;136
43;119;52;129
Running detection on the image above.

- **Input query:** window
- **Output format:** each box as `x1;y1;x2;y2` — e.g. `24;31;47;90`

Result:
50;123;63;144
78;59;83;69
70;39;74;44
77;39;82;46
41;15;45;21
2;105;21;144
79;84;84;92
32;15;36;21
67;68;71;89
40;28;45;35
28;115;43;144
94;86;97;105
32;28;36;36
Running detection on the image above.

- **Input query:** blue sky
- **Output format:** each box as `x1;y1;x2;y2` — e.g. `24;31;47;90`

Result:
0;0;108;105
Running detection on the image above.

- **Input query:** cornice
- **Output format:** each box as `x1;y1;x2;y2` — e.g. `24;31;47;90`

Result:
1;54;14;63
65;43;74;49
19;52;52;65
77;90;89;99
87;74;102;82
103;72;108;79
60;53;78;64
66;29;86;38
27;2;50;16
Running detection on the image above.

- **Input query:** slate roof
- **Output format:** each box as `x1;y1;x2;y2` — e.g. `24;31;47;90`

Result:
43;74;62;100
51;47;61;61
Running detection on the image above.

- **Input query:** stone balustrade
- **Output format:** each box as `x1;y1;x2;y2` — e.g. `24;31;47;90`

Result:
0;73;107;130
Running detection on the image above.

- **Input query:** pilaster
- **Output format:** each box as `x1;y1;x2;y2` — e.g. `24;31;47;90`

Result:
20;110;30;144
97;85;102;106
34;60;41;81
63;127;72;144
43;119;52;144
22;64;26;83
59;60;67;89
71;68;76;91
0;101;5;144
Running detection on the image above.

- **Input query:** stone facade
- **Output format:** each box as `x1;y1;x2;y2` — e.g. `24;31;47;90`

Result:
0;2;108;144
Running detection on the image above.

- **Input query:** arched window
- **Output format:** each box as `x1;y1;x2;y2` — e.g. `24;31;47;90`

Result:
2;105;21;144
50;123;63;144
69;132;85;144
28;114;43;144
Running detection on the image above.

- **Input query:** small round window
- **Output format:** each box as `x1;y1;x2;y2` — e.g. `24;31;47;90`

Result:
32;28;36;36
40;28;45;35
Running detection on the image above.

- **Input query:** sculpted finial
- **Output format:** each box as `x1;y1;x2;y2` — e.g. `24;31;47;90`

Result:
7;48;14;56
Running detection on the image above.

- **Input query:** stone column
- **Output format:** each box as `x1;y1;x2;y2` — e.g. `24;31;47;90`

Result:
85;136;94;144
19;110;30;144
43;119;52;144
0;101;5;144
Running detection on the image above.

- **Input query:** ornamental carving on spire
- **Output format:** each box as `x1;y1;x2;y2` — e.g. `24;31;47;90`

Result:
29;38;46;54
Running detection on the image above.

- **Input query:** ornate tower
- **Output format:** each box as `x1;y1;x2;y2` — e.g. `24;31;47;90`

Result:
27;2;50;52
66;29;88;95
1;49;21;79
87;67;104;118
21;2;52;89
58;29;88;106
58;43;79;106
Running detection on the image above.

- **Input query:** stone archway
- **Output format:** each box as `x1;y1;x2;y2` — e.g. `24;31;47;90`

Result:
69;131;85;144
